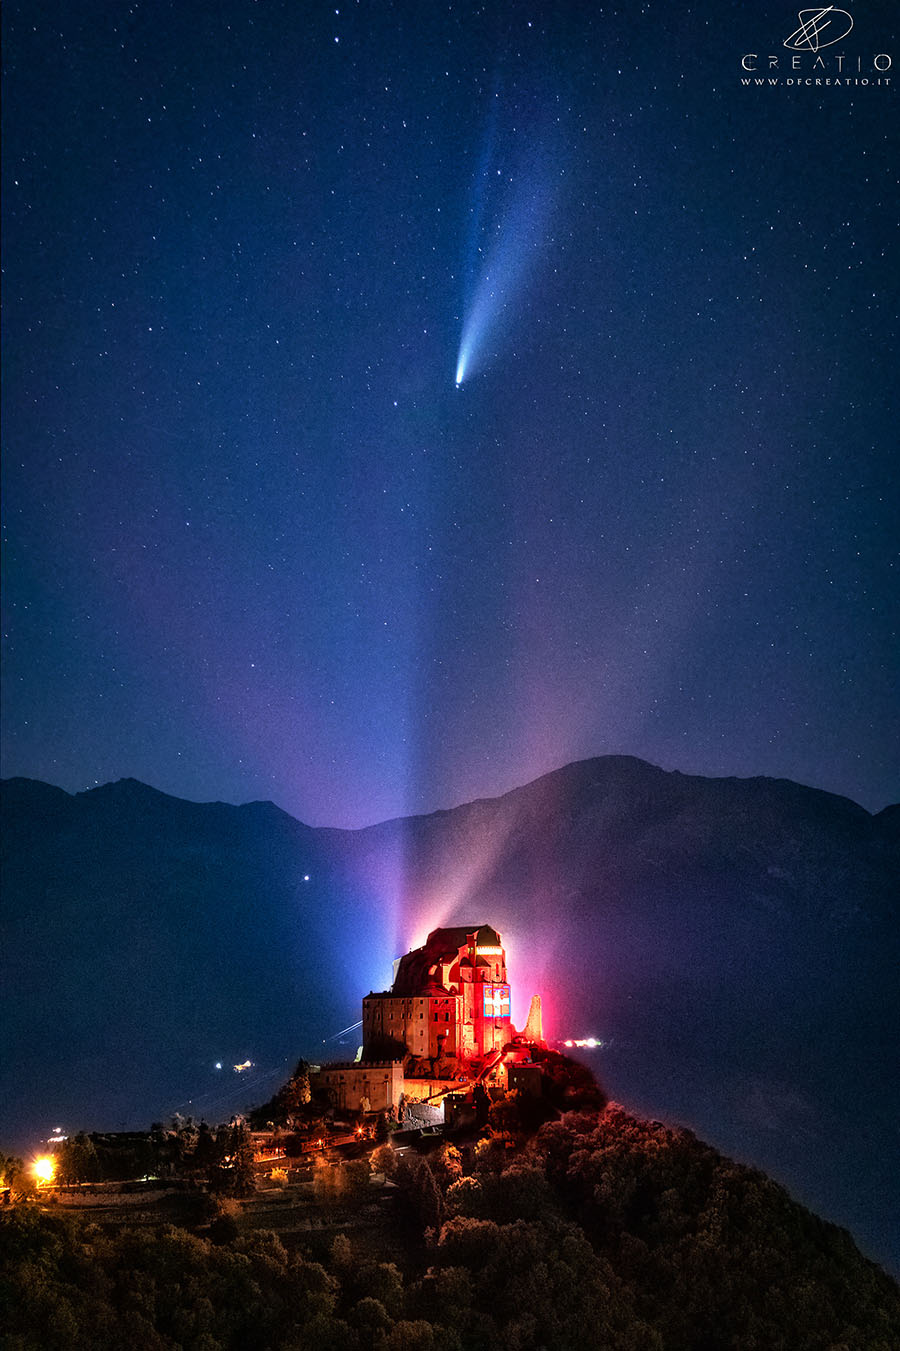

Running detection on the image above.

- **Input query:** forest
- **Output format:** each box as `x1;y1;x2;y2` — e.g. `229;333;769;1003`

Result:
2;1084;899;1350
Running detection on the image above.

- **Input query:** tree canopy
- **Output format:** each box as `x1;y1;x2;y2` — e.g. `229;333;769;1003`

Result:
2;1098;898;1349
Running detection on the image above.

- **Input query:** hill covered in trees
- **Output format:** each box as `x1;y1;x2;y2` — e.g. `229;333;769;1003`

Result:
2;1097;898;1350
2;758;898;1270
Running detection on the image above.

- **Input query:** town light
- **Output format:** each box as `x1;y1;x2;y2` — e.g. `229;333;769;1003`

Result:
33;1156;55;1184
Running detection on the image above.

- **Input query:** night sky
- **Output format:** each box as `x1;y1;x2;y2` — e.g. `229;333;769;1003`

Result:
2;1;897;827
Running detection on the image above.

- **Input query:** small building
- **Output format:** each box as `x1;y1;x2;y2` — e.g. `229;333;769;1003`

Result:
507;1062;543;1097
313;1060;404;1114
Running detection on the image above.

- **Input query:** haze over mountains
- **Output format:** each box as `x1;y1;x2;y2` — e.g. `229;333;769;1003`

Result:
2;757;897;1271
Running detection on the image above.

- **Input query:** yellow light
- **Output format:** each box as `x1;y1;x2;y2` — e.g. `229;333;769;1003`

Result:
33;1156;55;1184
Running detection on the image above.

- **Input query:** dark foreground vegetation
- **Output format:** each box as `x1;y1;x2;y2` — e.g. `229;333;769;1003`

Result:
2;1093;899;1351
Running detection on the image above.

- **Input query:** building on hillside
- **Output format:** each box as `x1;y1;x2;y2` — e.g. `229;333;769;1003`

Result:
310;924;521;1116
312;1060;405;1115
362;924;511;1065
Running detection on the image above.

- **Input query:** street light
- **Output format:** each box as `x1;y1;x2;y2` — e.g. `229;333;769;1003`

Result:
33;1156;55;1185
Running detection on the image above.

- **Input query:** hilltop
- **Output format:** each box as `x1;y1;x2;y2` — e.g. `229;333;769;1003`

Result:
2;1086;899;1350
2;757;898;1270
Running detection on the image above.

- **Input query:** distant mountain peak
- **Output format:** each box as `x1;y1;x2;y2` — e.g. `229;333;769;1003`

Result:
0;775;72;799
2;756;887;828
80;776;174;800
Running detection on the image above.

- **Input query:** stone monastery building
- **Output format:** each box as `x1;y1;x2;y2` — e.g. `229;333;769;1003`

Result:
312;924;530;1115
363;924;511;1063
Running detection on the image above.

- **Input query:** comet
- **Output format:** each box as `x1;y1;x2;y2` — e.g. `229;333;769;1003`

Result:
453;120;557;387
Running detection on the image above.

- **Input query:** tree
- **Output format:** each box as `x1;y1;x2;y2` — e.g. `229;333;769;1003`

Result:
352;1261;405;1319
381;1319;437;1350
331;1233;352;1270
445;1174;485;1218
0;1151;25;1193
313;1156;342;1204
191;1120;220;1178
210;1122;256;1196
0;1151;36;1202
283;1060;312;1117
430;1142;463;1192
416;1163;444;1236
55;1132;100;1185
374;1111;390;1143
394;1154;444;1234
228;1122;256;1197
371;1142;396;1180
487;1088;525;1142
249;1059;313;1128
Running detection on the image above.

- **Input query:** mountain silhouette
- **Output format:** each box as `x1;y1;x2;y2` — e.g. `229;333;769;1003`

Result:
2;757;897;1271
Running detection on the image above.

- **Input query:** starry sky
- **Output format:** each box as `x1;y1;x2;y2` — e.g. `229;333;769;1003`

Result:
2;1;897;827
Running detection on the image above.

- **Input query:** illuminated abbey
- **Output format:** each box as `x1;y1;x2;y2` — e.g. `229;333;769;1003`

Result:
313;924;542;1116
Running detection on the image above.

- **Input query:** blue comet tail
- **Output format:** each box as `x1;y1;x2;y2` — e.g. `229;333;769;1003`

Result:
454;162;554;386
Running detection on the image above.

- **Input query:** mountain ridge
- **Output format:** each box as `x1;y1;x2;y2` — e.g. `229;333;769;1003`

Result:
2;755;898;1272
3;751;895;830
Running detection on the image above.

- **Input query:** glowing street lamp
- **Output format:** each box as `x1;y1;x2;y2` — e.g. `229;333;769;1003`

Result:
33;1156;55;1185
